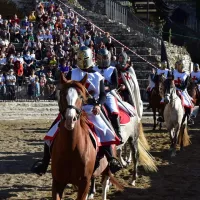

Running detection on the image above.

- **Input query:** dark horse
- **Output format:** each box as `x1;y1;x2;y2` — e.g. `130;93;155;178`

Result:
149;74;165;130
51;74;123;200
188;81;200;106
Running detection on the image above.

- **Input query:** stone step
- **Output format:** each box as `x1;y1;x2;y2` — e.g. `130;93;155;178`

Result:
138;79;149;87
0;101;58;107
135;70;151;79
115;47;158;56
130;55;160;62
1;106;59;112
132;62;157;70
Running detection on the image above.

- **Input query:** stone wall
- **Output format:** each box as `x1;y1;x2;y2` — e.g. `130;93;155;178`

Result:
165;41;192;72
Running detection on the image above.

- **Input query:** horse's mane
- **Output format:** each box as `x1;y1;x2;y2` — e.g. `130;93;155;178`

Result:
60;80;89;133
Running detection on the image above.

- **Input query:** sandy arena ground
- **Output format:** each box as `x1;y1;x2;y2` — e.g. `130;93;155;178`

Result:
0;117;200;200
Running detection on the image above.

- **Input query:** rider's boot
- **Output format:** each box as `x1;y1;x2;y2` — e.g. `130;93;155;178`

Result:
103;145;123;174
31;143;51;176
110;114;123;144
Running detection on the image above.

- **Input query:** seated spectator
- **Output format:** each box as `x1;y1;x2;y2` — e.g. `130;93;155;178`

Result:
6;69;16;100
58;57;69;75
49;55;57;67
10;22;20;42
105;36;115;55
11;14;20;25
36;65;46;79
14;52;24;65
29;11;36;23
19;25;28;42
41;11;49;28
23;50;34;76
0;53;7;66
21;16;30;28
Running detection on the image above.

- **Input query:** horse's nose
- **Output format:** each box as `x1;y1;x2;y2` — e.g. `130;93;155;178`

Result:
73;116;77;121
164;97;170;104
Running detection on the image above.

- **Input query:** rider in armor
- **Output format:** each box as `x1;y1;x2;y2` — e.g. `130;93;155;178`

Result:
190;63;200;86
116;50;132;104
174;60;194;125
156;60;169;78
31;46;122;176
116;50;143;120
94;48;123;143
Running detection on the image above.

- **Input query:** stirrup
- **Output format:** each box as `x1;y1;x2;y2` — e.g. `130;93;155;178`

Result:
31;160;48;176
109;157;123;174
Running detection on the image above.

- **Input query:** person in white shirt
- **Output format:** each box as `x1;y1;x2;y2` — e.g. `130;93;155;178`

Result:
6;69;16;100
0;53;7;66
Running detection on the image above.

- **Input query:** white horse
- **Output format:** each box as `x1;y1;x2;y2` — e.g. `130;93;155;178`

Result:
88;98;157;200
163;79;191;157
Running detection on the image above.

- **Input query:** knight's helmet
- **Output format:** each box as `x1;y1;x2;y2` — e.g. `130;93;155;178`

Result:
96;48;111;68
161;60;167;69
177;59;185;71
118;51;128;69
77;46;94;69
194;63;199;72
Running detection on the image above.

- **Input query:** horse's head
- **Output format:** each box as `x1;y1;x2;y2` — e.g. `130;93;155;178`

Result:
59;73;88;130
154;74;165;97
164;78;176;104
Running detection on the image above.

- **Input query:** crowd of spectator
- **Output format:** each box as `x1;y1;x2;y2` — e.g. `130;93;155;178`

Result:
0;0;128;101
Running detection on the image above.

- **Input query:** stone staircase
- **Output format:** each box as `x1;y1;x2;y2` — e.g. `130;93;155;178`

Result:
60;0;161;100
0;101;152;120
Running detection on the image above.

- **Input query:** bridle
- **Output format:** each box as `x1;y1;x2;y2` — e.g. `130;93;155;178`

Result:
59;87;85;120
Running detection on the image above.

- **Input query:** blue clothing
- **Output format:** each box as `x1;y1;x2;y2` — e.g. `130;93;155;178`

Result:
59;65;69;74
35;82;40;97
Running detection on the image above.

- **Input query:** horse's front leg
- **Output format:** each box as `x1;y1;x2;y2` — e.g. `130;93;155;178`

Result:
52;179;66;200
117;147;127;167
152;108;157;130
88;177;96;200
171;126;180;157
102;175;110;200
129;138;139;186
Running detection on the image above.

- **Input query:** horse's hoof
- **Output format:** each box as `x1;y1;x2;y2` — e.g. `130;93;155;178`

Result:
131;180;136;186
171;152;176;157
88;194;94;199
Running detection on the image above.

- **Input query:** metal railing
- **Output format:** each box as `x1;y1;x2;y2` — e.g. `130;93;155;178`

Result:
105;0;127;26
105;0;162;51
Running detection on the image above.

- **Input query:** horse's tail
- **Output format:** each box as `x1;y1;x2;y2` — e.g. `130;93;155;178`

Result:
108;170;124;191
178;124;191;147
138;122;150;150
138;122;158;172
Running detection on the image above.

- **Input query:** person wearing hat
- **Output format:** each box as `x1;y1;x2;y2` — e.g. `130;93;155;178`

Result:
6;69;16;100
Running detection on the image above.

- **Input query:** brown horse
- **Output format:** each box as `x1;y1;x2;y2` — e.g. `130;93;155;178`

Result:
149;74;165;130
51;74;122;200
188;81;200;106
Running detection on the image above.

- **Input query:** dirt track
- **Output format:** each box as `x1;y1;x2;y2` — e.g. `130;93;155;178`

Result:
0;117;200;200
